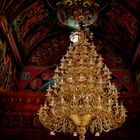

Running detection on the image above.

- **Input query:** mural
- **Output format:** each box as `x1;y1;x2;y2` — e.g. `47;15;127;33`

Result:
11;1;50;56
111;69;136;94
18;66;54;92
27;31;70;67
0;27;18;91
94;37;126;68
98;0;138;63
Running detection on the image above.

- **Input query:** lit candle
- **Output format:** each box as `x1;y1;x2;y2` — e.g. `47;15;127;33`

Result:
73;94;76;102
98;95;102;109
115;102;119;115
121;102;124;115
99;77;103;84
73;132;77;136
98;95;101;103
61;78;63;83
51;97;54;106
89;76;93;82
44;101;47;107
89;59;93;65
61;57;65;62
55;67;59;73
116;102;118;107
61;96;64;104
53;81;57;89
86;95;89;103
65;52;69;57
50;131;55;136
47;85;52;93
54;81;57;86
108;99;111;111
108;99;111;105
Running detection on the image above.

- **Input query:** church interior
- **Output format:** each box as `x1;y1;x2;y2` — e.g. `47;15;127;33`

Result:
0;0;140;140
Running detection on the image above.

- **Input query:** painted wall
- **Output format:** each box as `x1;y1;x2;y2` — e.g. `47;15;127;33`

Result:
18;66;54;92
0;27;18;91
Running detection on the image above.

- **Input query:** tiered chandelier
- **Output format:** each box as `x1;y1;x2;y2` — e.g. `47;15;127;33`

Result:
38;1;126;140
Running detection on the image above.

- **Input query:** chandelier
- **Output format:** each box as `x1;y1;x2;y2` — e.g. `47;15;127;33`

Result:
38;1;126;140
38;30;126;140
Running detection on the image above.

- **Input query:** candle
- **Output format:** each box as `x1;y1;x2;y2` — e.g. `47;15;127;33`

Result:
44;101;47;107
121;102;124;115
61;96;64;104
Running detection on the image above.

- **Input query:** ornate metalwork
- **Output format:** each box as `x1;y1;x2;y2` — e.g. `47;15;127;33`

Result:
56;0;99;27
38;30;126;140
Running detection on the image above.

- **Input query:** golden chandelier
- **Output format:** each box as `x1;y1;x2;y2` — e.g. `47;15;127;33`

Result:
38;1;126;140
38;29;126;140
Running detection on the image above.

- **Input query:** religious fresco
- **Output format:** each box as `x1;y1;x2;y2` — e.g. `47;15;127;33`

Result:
94;36;126;68
98;0;139;63
27;31;71;67
18;66;54;92
11;0;51;57
0;26;18;91
38;30;126;69
111;69;136;94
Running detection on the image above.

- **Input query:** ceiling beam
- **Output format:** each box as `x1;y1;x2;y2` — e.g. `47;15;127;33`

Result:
0;15;23;67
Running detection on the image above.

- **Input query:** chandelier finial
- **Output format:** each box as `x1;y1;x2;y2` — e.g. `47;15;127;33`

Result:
56;0;99;28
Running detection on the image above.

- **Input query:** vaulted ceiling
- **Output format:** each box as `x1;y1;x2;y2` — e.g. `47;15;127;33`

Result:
0;0;140;69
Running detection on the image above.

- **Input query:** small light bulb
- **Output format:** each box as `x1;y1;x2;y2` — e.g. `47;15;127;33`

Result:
73;132;77;136
50;131;55;136
95;132;100;136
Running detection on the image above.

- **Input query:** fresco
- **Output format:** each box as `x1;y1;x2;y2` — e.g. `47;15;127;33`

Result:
27;31;71;67
0;27;18;91
111;69;136;94
34;32;124;69
94;36;126;68
11;1;50;57
98;0;138;63
18;66;55;92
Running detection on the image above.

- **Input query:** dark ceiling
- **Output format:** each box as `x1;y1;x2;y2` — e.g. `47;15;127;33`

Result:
0;0;140;69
